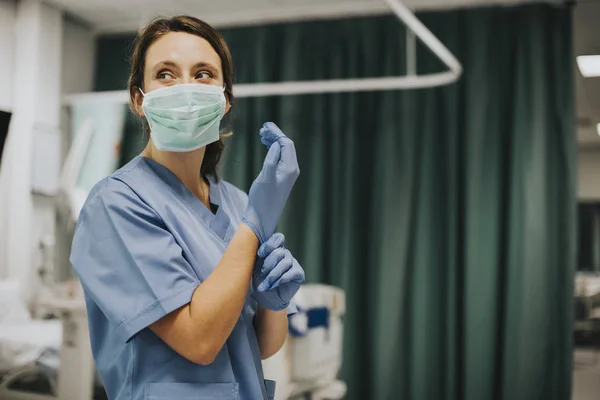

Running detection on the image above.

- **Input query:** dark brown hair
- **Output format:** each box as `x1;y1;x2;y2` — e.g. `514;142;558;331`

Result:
128;15;234;179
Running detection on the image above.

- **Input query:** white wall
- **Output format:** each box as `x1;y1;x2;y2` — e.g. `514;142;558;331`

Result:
0;0;16;291
61;16;95;96
579;149;600;201
0;0;15;112
60;15;95;160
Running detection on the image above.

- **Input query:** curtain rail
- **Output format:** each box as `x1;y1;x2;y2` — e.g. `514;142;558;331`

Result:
63;0;463;105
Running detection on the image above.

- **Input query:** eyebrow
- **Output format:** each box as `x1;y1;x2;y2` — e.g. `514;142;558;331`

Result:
151;60;220;76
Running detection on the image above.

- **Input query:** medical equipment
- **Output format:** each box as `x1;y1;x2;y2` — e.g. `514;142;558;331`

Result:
262;284;346;400
0;322;62;400
575;273;600;338
0;279;67;400
63;0;462;108
0;278;98;400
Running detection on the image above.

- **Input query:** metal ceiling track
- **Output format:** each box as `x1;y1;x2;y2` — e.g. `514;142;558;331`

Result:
64;0;463;105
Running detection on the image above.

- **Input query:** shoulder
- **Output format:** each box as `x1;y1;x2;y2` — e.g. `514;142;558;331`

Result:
80;175;158;227
83;157;156;212
84;176;137;209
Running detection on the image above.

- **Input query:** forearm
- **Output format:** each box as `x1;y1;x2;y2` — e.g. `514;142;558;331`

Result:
151;223;258;364
189;224;258;352
254;306;289;359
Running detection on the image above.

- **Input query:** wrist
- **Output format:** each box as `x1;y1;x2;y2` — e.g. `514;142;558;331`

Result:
258;306;288;316
241;209;265;243
239;220;261;244
253;293;289;311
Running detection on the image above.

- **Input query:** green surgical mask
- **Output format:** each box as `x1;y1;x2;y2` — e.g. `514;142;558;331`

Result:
140;83;226;152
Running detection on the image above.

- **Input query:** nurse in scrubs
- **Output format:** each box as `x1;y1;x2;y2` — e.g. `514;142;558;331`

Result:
70;15;304;400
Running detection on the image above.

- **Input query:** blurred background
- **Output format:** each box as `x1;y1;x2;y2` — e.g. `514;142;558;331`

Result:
0;0;599;399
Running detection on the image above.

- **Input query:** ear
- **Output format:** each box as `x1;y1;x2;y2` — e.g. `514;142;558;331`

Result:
132;88;144;117
224;101;231;115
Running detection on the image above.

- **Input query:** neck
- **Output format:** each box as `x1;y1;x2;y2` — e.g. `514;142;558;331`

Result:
141;141;210;206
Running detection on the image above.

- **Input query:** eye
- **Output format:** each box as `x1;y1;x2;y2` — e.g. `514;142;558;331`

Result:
157;70;175;80
195;71;212;80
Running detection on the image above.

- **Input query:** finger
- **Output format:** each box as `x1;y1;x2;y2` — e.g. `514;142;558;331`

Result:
278;283;301;303
259;122;287;146
262;141;281;168
258;251;294;292
278;138;297;165
257;233;285;259
261;247;287;275
272;258;305;286
276;269;305;286
260;138;277;149
261;136;272;148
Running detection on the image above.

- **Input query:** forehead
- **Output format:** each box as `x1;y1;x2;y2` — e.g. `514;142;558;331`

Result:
145;31;222;70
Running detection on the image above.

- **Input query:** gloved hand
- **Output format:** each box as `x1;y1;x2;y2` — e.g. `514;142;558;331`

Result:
252;233;305;311
242;123;300;243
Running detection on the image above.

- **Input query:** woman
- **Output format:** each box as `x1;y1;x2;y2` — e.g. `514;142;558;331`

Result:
70;16;304;400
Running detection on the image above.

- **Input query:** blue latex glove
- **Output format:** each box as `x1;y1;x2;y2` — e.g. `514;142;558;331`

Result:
253;233;305;311
242;123;300;243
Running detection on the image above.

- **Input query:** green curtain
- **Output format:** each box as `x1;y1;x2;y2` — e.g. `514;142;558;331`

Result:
95;4;576;400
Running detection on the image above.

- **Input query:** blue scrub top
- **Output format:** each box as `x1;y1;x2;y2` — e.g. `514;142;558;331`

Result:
70;156;282;400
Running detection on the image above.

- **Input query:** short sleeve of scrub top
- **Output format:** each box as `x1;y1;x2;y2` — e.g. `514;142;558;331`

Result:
71;179;200;343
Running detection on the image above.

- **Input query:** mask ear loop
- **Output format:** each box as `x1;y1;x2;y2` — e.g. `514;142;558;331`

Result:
137;88;147;123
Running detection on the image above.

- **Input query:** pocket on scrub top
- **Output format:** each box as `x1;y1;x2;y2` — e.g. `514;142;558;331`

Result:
145;382;240;400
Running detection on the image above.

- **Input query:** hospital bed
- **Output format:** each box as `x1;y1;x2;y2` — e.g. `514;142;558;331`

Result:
0;279;60;400
573;273;600;374
575;273;600;341
0;320;61;400
263;284;347;400
0;279;102;400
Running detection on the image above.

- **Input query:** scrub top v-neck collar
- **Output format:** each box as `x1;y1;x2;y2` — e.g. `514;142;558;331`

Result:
136;156;232;242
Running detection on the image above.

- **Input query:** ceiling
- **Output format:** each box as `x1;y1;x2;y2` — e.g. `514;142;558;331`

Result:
48;0;598;147
574;1;600;149
49;0;561;33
